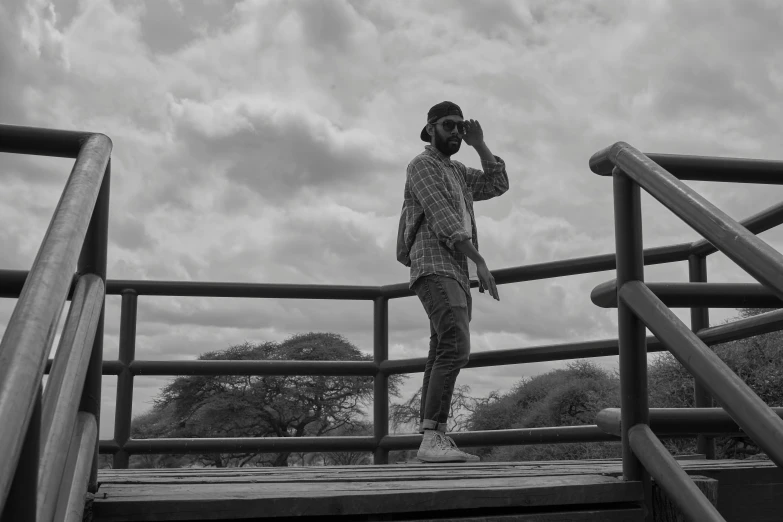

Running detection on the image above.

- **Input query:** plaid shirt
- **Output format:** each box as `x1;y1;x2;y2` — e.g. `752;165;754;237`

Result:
402;145;509;297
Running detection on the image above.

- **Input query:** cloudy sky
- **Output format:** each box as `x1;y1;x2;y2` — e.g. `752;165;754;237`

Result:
3;0;783;440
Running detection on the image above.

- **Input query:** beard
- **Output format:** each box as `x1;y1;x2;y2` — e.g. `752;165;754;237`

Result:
433;131;461;157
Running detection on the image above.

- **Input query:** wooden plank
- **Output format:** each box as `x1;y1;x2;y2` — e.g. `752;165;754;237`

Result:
403;506;645;522
90;459;783;522
93;475;642;521
96;469;625;484
96;459;779;486
94;461;778;487
97;472;619;484
97;462;624;476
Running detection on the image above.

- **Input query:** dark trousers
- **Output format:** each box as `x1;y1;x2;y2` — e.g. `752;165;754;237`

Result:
412;275;472;433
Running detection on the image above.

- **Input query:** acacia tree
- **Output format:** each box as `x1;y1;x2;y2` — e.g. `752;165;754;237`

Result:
132;332;404;467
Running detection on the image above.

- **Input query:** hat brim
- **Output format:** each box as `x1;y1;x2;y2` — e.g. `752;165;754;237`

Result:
420;124;430;142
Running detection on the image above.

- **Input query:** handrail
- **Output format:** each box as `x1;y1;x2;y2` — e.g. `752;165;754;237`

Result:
53;412;98;522
628;424;725;522
590;148;783;184
51;304;783;377
595;142;783;302
621;281;783;466
0;134;111;510
2;194;782;300
129;359;379;376
106;425;617;455
0;241;691;300
0;123;98;159
690;199;783;257
597;407;783;437
1;186;782;304
38;275;104;522
592;281;783;309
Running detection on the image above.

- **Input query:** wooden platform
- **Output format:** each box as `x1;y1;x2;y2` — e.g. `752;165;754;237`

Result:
92;459;782;522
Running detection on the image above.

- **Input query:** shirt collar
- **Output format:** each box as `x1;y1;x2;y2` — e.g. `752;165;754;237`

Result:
424;144;453;165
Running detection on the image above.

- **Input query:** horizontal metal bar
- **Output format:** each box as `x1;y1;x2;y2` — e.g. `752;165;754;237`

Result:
628;424;725;522
0;124;98;158
596;407;783;437
699;307;783;344
43;308;783;383
379;243;694;299
604;142;783;303
590;145;783;184
592;281;783;308
113;426;618;456
621;281;783;467
139;307;768;379
691;200;783;257
391;306;783;375
44;359;122;376
3;243;693;302
101;426;711;457
380;425;617;450
123;436;377;454
381;338;631;375
0;134;111;509
129;360;378;376
38;275;103;516
0;271;380;299
45;412;97;522
98;440;120;454
103;280;382;299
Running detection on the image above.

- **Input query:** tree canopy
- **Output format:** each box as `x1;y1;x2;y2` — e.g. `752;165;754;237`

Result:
131;332;404;467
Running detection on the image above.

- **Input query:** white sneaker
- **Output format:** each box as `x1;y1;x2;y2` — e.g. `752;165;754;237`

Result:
417;431;467;463
442;434;480;462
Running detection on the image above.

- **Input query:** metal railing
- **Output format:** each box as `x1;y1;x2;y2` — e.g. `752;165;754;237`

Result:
5;226;783;467
0;124;111;521
4;125;783;521
589;141;783;521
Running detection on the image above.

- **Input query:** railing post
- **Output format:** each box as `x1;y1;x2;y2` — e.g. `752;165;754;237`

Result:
373;296;389;465
77;160;110;492
689;254;716;459
612;168;650;494
113;290;137;469
1;386;41;521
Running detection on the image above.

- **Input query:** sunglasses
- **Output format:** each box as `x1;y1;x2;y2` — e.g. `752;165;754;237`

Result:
434;120;466;134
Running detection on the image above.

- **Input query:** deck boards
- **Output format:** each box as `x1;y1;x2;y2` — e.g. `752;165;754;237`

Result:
92;459;779;522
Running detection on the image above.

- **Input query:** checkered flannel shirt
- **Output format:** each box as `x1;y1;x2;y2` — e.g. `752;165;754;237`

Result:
402;145;509;297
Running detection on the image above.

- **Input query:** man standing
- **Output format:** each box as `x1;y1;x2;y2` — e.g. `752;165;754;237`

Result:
399;101;509;462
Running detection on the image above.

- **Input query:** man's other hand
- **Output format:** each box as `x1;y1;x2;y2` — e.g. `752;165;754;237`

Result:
477;261;499;300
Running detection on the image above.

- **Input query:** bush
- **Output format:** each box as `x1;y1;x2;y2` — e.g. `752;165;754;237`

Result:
470;360;622;461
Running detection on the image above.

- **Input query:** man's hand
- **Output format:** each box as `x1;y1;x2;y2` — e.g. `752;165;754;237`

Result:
462;119;484;147
477;261;499;301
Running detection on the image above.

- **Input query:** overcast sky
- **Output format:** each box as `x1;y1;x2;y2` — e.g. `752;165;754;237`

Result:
3;0;783;439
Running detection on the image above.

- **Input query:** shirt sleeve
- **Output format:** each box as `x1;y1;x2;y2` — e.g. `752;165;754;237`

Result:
408;156;471;251
461;155;510;202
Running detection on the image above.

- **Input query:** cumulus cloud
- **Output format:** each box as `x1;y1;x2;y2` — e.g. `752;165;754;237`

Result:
4;0;783;438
